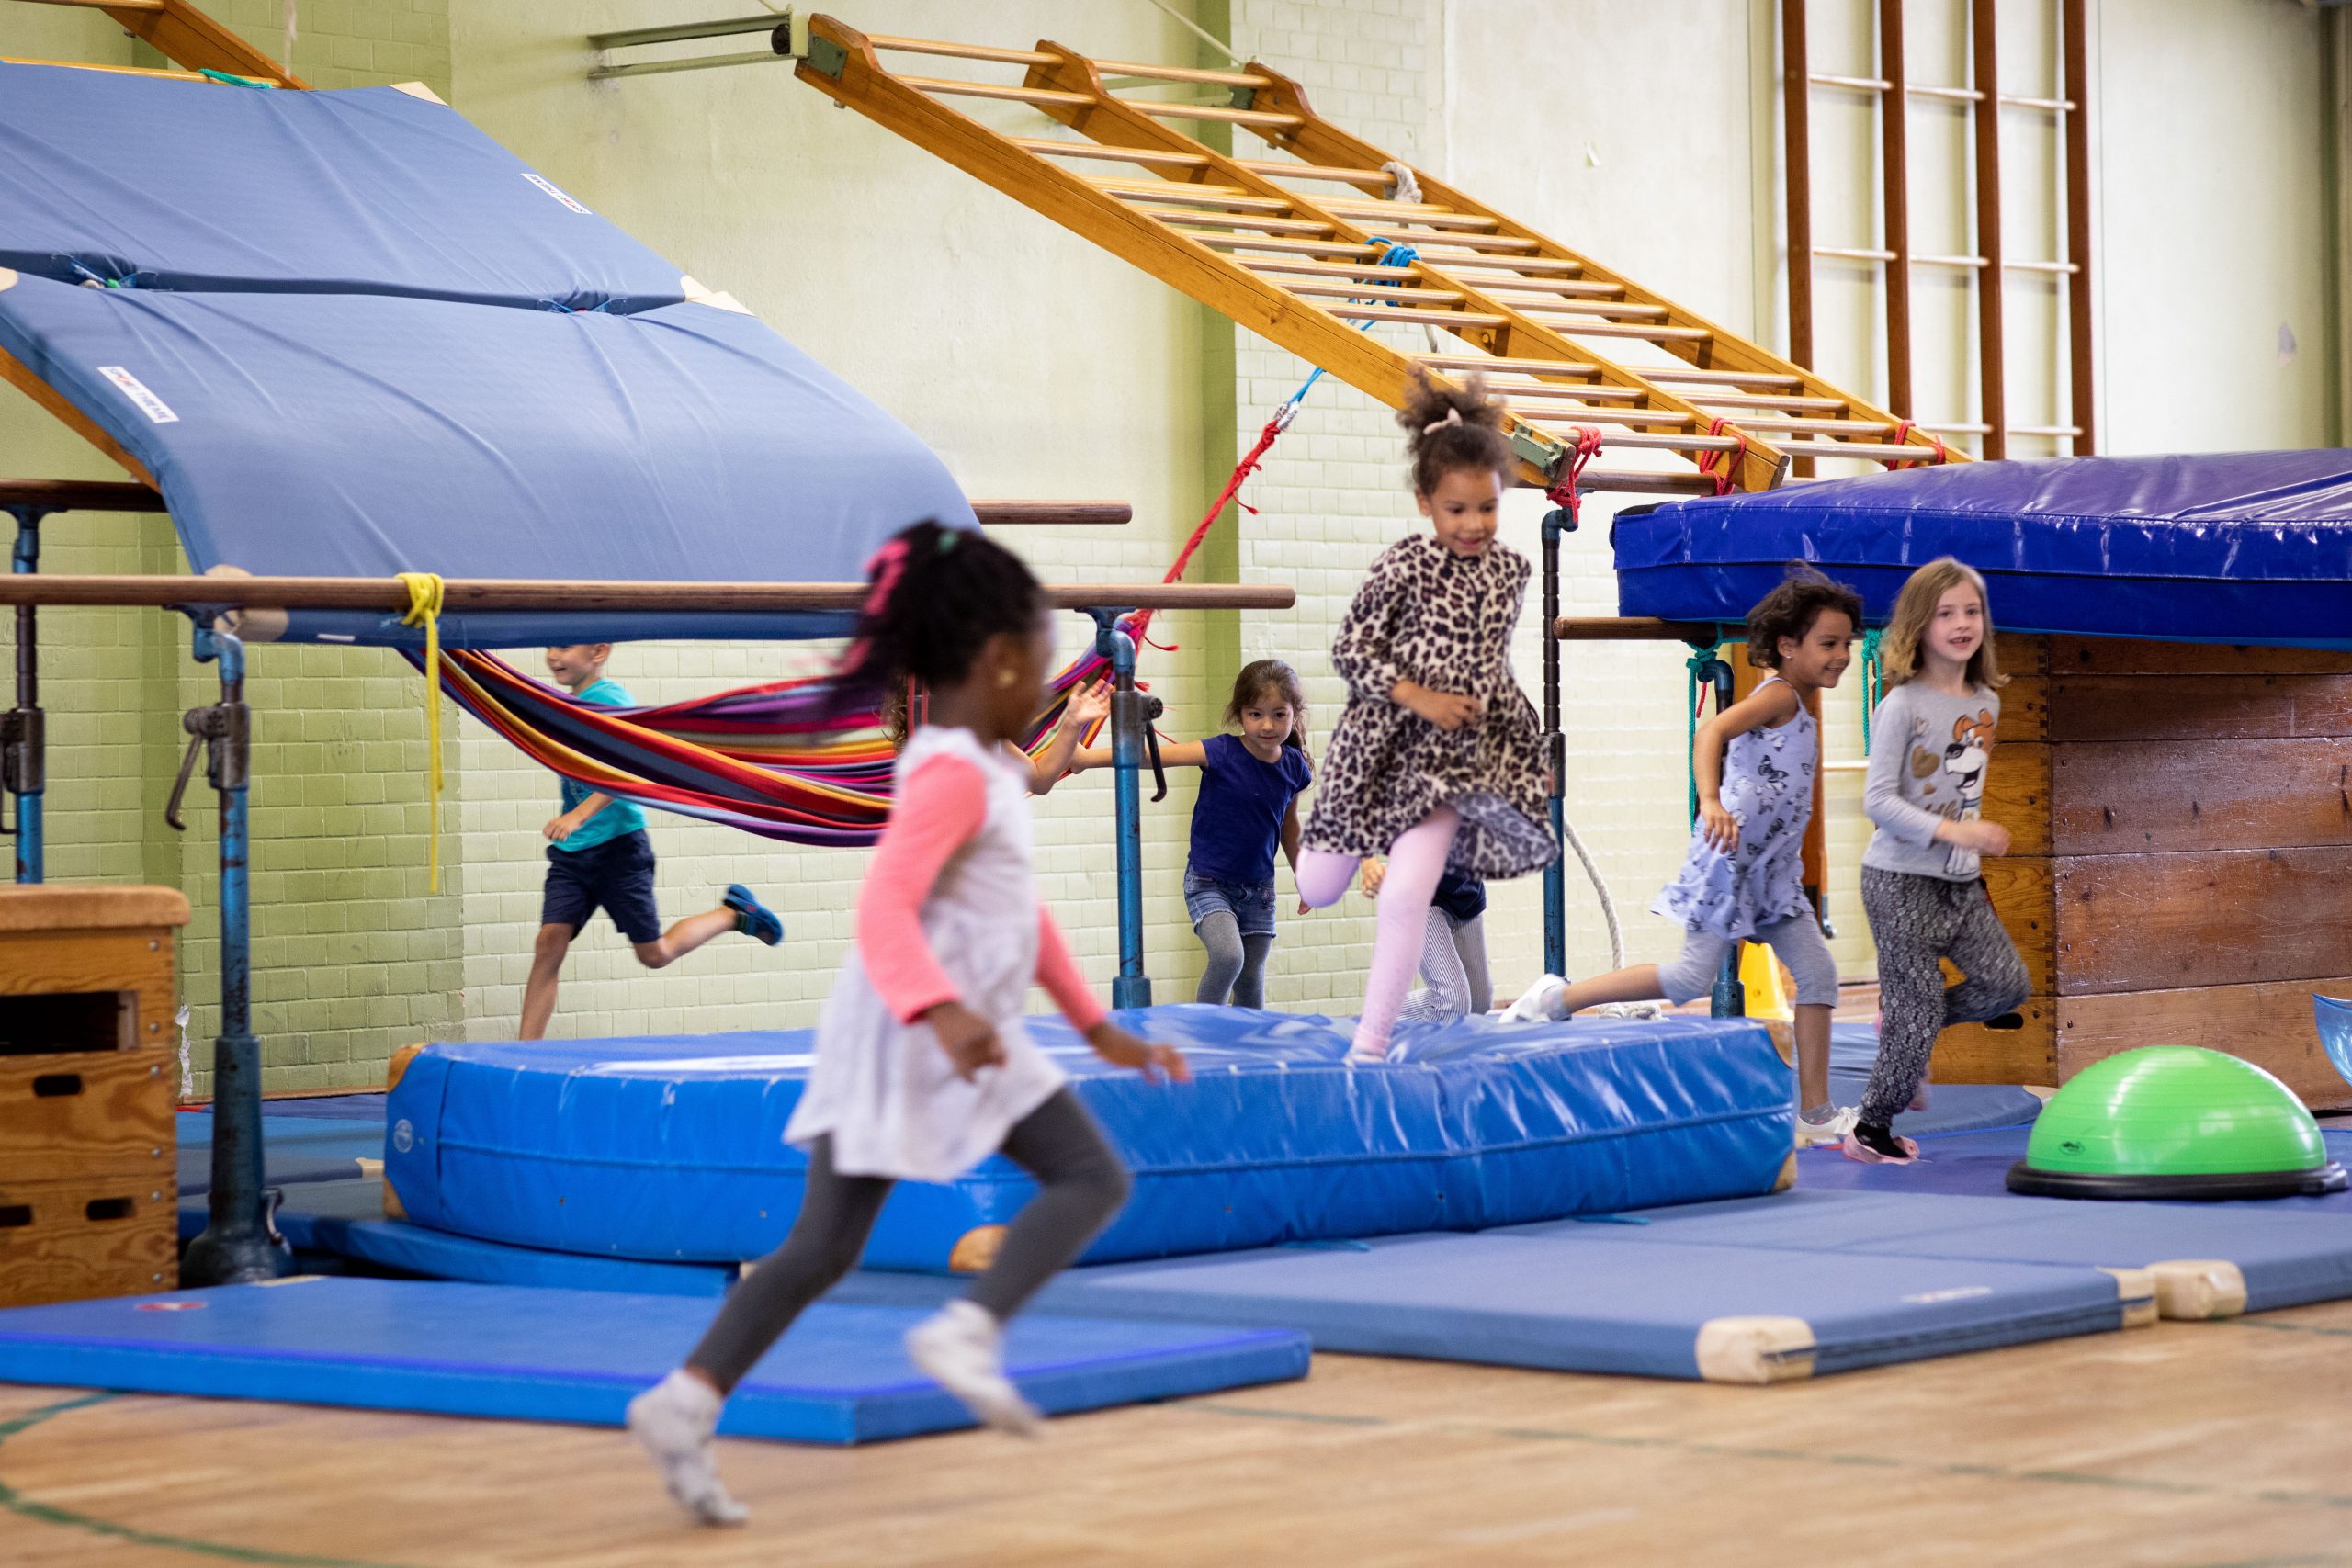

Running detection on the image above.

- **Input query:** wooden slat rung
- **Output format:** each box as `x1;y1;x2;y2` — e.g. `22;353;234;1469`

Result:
1322;203;1497;231
1011;139;1209;168
1501;405;1693;428
1233;156;1394;187
1364;228;1539;253
1145;207;1335;237
1487;380;1648;402
1768;439;1924;460
1131;99;1303;128
1242;257;1418;281
1721;416;1895;436
1088;179;1271;209
1283;279;1465;304
1415;353;1604;378
1689;391;1850;412
1518;423;1742;454
1523;300;1670;321
1472;280;1628;300
901;74;1095;108
1196;234;1377;258
865;34;1057;67
1329;305;1509;328
1529;317;1713;344
1092;59;1272;88
1650;367;1805;389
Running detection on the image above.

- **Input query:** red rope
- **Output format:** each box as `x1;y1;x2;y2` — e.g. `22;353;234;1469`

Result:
1543;424;1605;525
1126;410;1287;647
1692;417;1736;495
1888;420;1951;471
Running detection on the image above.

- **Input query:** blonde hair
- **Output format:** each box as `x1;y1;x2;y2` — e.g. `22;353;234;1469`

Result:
1879;557;2007;691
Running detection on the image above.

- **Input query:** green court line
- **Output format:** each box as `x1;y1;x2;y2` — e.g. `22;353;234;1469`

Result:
1187;1398;2352;1514
0;1393;424;1568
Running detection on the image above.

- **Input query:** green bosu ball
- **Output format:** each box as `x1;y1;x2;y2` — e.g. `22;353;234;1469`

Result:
2007;1045;2348;1201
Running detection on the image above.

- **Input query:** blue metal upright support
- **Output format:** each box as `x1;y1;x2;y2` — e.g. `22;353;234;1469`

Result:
176;624;290;1287
5;506;50;883
1087;608;1153;1010
1698;654;1747;1020
1539;506;1570;979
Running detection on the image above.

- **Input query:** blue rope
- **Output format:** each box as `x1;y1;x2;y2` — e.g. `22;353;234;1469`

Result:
1683;640;1723;827
1275;239;1426;416
62;257;134;290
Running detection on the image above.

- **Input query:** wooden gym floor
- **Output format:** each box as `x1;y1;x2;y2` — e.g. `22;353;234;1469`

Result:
6;1300;2352;1568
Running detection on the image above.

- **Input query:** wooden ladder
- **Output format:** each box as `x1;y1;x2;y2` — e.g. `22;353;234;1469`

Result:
797;16;1960;498
6;0;302;85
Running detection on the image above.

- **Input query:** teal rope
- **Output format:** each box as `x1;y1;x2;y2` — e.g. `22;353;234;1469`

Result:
1860;626;1885;755
1683;640;1722;827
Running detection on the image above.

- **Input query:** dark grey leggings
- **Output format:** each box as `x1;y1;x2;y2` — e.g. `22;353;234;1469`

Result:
1859;867;2030;1125
687;1088;1132;1393
1196;911;1274;1010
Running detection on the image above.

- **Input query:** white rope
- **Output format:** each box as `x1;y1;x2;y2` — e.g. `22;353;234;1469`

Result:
1136;0;1247;65
1563;816;1625;970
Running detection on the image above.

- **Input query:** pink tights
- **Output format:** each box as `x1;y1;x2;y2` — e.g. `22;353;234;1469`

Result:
1296;806;1462;1060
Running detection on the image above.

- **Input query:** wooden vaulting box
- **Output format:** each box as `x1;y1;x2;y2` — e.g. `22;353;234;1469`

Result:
1888;635;2352;1106
0;884;188;1306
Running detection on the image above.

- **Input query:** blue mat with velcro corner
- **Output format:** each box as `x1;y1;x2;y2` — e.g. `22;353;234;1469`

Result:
1503;1186;2352;1316
0;1278;1309;1445
1009;1229;2145;1382
384;1008;1798;1270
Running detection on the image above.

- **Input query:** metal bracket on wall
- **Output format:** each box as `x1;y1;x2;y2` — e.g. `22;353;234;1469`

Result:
585;9;809;84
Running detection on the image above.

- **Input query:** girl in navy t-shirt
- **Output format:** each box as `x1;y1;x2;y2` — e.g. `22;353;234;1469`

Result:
1077;660;1313;1008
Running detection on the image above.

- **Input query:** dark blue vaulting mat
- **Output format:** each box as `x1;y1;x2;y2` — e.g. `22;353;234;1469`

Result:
1616;452;2352;646
0;273;975;647
1829;1023;2041;1136
383;1008;1798;1269
0;1278;1309;1444
1023;1230;2145;1382
0;62;686;309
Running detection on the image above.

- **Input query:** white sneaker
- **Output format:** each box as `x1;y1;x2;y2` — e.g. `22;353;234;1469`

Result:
1795;1106;1858;1148
627;1370;748;1527
905;1300;1041;1438
1502;974;1568;1024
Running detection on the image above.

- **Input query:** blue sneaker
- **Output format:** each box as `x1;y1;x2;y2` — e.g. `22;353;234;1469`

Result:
722;884;784;947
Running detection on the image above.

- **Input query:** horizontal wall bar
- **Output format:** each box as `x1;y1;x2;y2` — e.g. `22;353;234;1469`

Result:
0;574;1295;614
1553;615;1724;643
0;479;170;512
586;14;785;51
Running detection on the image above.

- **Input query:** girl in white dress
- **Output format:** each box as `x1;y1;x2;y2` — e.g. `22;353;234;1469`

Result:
628;523;1189;1527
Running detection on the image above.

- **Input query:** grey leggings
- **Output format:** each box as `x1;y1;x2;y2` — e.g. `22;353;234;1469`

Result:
1656;912;1840;1010
687;1088;1132;1393
1859;867;2030;1125
1197;912;1274;1009
1399;910;1491;1021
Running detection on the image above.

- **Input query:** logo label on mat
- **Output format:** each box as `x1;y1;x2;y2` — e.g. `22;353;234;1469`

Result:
97;367;177;423
521;171;591;214
391;1118;414;1153
1901;1286;1995;1304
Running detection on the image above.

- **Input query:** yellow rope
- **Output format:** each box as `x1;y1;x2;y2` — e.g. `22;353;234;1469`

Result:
396;572;446;893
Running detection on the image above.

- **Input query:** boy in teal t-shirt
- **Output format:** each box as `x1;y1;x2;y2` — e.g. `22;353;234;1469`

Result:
521;644;784;1040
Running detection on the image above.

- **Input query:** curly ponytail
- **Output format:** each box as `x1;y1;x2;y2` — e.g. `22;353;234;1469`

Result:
827;521;1043;720
1398;369;1512;497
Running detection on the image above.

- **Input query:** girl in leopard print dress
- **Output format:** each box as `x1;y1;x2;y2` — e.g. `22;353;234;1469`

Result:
1296;373;1555;1061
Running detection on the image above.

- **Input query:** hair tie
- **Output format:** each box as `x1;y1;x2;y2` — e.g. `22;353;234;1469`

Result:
1422;406;1464;434
838;537;910;673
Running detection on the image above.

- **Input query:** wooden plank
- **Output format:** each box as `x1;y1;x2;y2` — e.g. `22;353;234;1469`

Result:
2048;637;2352;676
1781;0;1814;380
1971;0;2006;459
0;1174;176;1307
1993;673;2047;743
2053;739;2352;855
1984;741;2049;857
100;0;302;86
1929;995;2056;1084
2053;846;2352;996
0;1049;174;1183
2049;674;2352;741
1994;631;2049;674
2058;978;2352;1110
1984;856;2053;997
0;885;189;932
0;479;167;513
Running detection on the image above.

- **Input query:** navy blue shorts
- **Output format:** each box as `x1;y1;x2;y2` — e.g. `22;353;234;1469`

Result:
542;829;660;945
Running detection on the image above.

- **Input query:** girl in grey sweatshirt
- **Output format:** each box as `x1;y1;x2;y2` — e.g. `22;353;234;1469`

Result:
1850;558;2030;1164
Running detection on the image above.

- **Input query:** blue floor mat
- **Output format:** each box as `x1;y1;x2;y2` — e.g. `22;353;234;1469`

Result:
1829;1024;2041;1136
1014;1229;2144;1382
253;1094;390;1122
0;1278;1308;1444
1507;1186;2352;1316
1797;1126;2352;1211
